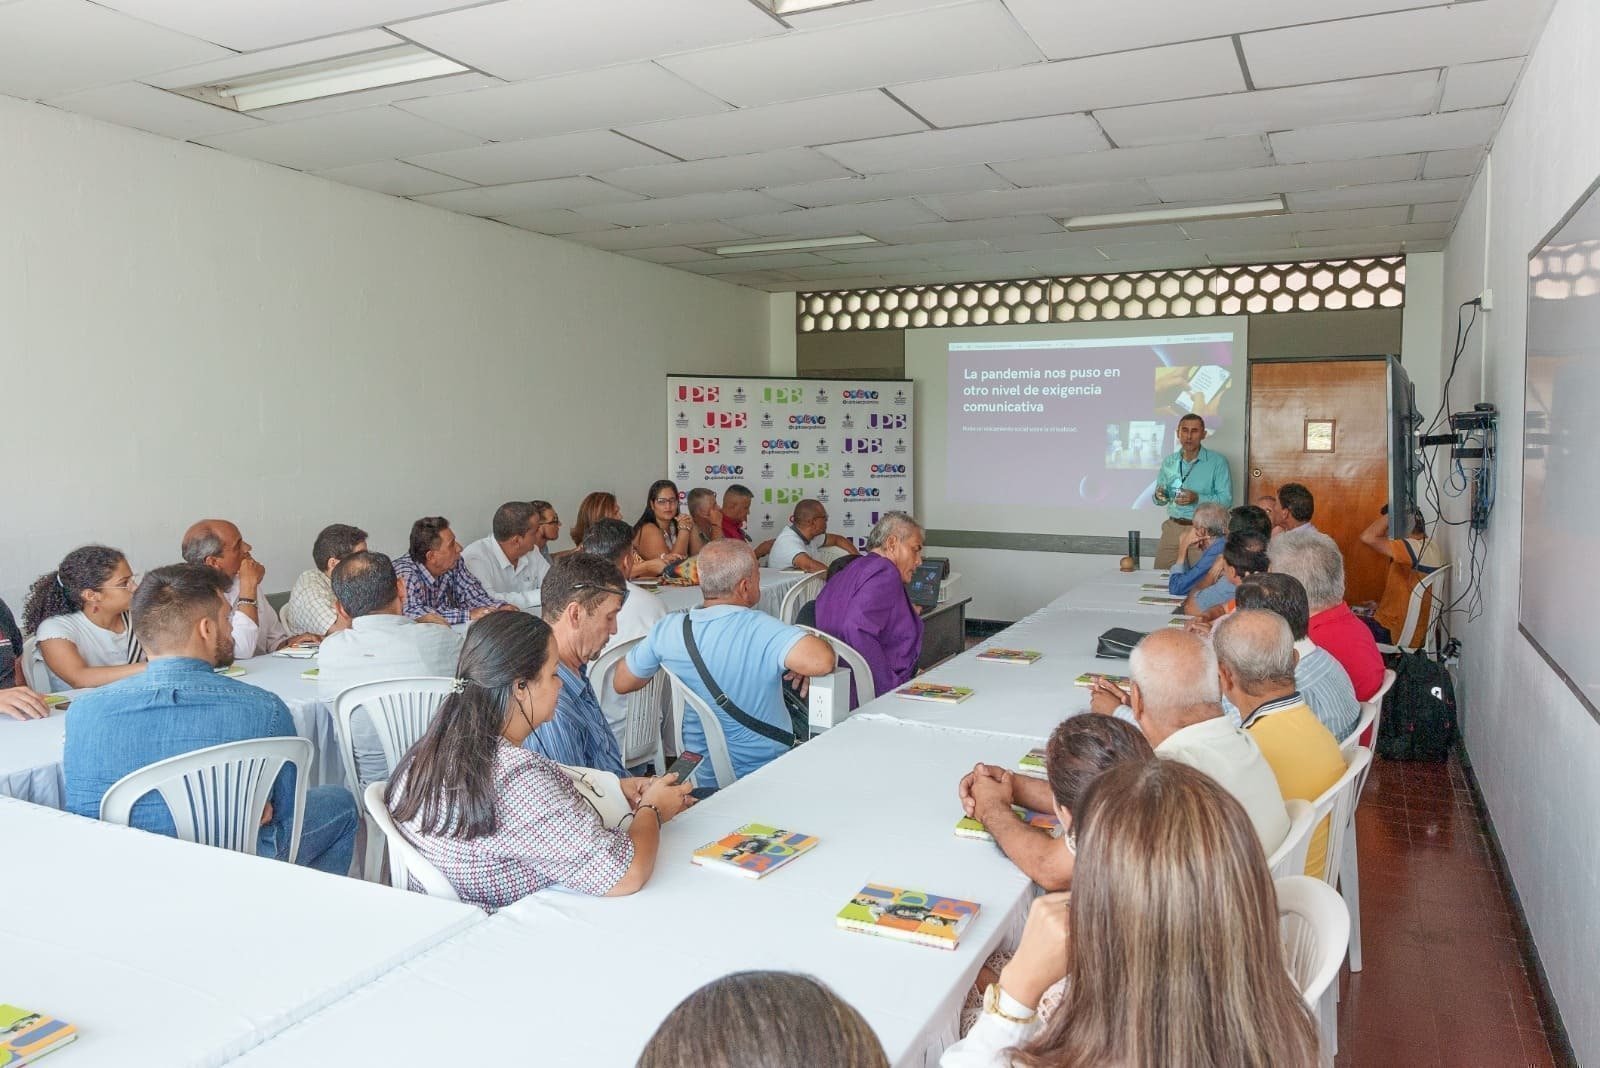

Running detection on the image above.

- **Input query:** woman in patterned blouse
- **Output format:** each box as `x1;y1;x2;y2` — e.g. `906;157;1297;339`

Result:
386;611;695;909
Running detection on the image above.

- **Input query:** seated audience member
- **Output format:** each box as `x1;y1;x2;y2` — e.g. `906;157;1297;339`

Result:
386;612;694;907
1234;573;1360;739
768;498;860;574
957;716;1153;892
283;523;367;636
521;554;629;777
684;488;725;555
23;545;145;689
640;971;887;1068
720;484;775;559
1230;503;1274;540
317;551;464;785
1089;629;1288;853
944;760;1318;1067
634;480;693;563
794;554;858;629
814;511;925;702
1213;610;1349;879
0;685;51;720
1358;506;1444;646
1256;494;1289;537
615;541;836;787
581;519;669;754
570;491;621;551
462;501;550;611
1269;530;1385;700
62;564;357;875
0;597;53;719
182;519;320;658
527;500;560;565
1165;502;1228;597
1186;529;1270;619
1275;482;1319;537
393;516;512;624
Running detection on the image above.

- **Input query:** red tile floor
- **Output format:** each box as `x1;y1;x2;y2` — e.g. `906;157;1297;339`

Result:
1334;753;1572;1067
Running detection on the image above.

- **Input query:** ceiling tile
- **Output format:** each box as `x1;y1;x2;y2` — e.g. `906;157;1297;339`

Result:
396;0;783;82
615;245;718;263
894;38;1245;128
1269;109;1502;165
1096;241;1211;265
1439;57;1525;111
0;0;229;100
1207;242;1403;266
921;180;1160;222
145;29;400;89
1177;205;1412;238
599;148;851;199
783;259;945;279
779;0;974;28
1148;155;1421;201
984;224;1189;252
673;252;835;274
990;136;1269;187
1096;71;1440;147
764;164;1011;208
869;215;1064;243
577;190;795;227
623;91;923;161
413;177;645;217
96;0;486;51
44;82;261;140
817;113;1107;174
194;106;483;171
822;239;995;262
490;208;620;235
726;198;946;238
1288;222;1451;245
1002;0;1447;60
243;71;503;122
658;1;1041;107
1421;147;1485;180
394;63;729;142
564;221;757;251
314;159;474;196
1240;0;1544;89
403;130;672;185
1287;176;1469;211
1409;202;1460;223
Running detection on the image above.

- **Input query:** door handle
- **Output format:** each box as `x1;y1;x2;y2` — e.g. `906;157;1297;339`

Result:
1251;468;1262;478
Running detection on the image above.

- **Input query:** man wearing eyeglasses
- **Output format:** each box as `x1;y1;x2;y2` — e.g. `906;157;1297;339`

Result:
463;501;551;612
529;499;561;565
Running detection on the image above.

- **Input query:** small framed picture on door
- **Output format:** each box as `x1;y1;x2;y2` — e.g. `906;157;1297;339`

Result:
1304;419;1335;452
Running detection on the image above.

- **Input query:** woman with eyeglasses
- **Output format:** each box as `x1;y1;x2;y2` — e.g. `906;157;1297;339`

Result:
386;612;694;909
633;479;693;565
22;545;146;690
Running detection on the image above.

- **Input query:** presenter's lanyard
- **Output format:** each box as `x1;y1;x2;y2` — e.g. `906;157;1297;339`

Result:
1176;453;1199;488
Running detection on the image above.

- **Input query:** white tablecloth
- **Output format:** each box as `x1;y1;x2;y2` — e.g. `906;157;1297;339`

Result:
652;566;812;617
0;797;485;1067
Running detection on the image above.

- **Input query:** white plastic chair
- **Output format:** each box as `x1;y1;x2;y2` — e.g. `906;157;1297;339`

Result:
777;572;825;625
592;637;669;772
1377;563;1451;653
100;737;311;864
19;635;52;692
663;668;739;789
362;781;459;901
334;677;456;881
1267;798;1317;879
1276;874;1352;1053
1301;744;1374;1053
797;625;877;707
1345;667;1397;754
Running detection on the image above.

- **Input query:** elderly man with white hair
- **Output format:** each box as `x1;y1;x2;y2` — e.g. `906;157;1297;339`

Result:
1108;628;1289;853
1268;530;1385;701
814;511;926;704
615;540;836;791
1165;501;1229;599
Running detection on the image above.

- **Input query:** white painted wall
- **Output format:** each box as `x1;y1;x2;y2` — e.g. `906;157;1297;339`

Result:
1438;0;1600;1058
0;95;772;611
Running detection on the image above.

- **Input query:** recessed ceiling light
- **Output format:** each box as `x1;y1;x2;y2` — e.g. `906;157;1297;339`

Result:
174;44;468;112
714;235;879;255
1061;197;1287;231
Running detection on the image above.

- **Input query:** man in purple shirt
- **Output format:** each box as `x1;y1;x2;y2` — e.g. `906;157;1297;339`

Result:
391;516;512;625
814;511;926;705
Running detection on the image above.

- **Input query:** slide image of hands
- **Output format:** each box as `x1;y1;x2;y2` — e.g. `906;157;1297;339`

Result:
1154;365;1232;419
1107;421;1166;469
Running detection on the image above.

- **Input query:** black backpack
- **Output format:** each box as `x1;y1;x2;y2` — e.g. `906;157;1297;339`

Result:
1377;649;1457;761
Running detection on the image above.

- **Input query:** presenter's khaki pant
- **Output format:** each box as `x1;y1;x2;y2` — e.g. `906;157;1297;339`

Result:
1154;518;1191;569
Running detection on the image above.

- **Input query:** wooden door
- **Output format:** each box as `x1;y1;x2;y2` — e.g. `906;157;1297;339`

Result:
1247;359;1389;605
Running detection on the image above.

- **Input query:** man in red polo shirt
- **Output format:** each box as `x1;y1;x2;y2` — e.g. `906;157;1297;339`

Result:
720;484;775;561
1267;529;1384;701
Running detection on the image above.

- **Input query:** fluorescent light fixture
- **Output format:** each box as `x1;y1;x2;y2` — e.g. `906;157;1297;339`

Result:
714;234;879;255
177;44;467;112
1062;197;1287;231
761;0;863;14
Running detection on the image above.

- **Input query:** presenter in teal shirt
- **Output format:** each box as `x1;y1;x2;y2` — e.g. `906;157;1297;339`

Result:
1152;414;1233;568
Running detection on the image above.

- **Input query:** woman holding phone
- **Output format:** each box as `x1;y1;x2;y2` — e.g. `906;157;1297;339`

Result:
633;480;693;564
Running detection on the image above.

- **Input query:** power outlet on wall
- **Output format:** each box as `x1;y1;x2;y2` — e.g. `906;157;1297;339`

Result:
1477;288;1494;311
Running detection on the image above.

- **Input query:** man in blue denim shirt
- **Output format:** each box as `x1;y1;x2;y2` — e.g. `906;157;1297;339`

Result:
64;564;358;876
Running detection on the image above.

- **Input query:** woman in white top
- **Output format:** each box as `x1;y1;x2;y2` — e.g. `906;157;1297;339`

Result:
22;545;145;690
944;759;1318;1068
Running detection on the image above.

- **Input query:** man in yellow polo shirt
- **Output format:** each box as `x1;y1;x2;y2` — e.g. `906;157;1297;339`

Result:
1212;609;1348;879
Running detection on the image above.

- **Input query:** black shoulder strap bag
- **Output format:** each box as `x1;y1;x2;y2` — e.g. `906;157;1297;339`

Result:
680;614;807;748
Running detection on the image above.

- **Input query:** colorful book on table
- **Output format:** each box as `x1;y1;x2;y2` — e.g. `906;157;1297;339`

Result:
1016;747;1047;778
893;681;974;704
0;1005;77;1064
1073;672;1130;688
690;823;818;879
975;647;1042;666
300;667;319;680
836;883;979;950
43;695;70;711
271;645;317;660
214;665;246;677
1140;582;1171;591
955;805;1062;841
1139;594;1184;606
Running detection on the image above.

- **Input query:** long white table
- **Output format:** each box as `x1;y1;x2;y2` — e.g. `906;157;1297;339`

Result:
0;797;485;1067
652;565;812;616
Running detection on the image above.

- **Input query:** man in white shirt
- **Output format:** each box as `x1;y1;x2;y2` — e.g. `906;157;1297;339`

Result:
1109;628;1289;853
767;498;859;574
317;551;463;785
462;501;550;612
283;523;367;636
1275;482;1321;539
181;519;319;660
581;517;669;757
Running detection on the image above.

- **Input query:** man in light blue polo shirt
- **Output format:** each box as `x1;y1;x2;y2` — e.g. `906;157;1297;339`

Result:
615;541;835;788
1153;414;1233;568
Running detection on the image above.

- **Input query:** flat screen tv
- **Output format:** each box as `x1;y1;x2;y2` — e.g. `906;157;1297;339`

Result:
1385;355;1423;540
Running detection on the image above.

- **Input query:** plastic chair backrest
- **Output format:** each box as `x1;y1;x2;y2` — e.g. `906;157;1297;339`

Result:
362;781;459;900
1392;563;1451;650
593;637;670;770
333;677;456;792
797;625;877;706
100;737;311;863
1268;798;1317;879
778;572;826;625
1344;669;1396;798
1276;874;1351;1009
1308;746;1373;885
663;668;738;788
19;635;52;692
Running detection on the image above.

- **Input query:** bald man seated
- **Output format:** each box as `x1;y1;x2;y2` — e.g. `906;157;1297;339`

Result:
766;498;860;574
181;519;320;659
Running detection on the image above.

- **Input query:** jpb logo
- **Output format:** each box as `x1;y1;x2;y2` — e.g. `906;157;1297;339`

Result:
765;488;804;505
790;463;830;480
677;437;720;454
844;438;884;454
705;411;748;429
676;385;720;403
869;413;907;430
763;387;803;404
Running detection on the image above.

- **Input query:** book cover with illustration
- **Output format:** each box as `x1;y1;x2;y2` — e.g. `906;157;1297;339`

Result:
1073;672;1129;688
214;664;246;677
0;1005;77;1064
43;695;69;711
300;667;319;680
1016;747;1047;778
893;682;974;704
975;648;1042;666
1139;594;1184;606
836;883;979;950
691;824;818;879
955;805;1062;841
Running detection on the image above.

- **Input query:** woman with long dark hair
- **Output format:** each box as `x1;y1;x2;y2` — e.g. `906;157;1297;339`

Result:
386;612;694;909
633;480;692;564
22;545;145;690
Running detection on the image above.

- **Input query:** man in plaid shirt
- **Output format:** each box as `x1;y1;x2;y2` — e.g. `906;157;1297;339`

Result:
392;516;512;625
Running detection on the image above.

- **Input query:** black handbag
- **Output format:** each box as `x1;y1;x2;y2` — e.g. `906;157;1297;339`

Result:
680;615;808;747
1095;627;1147;659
